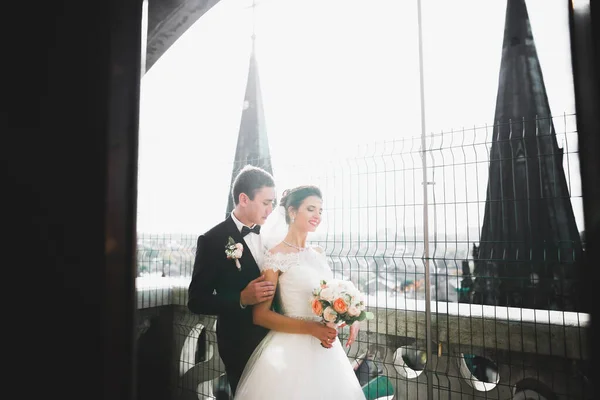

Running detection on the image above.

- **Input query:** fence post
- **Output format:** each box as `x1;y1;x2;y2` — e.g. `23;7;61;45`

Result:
416;0;434;398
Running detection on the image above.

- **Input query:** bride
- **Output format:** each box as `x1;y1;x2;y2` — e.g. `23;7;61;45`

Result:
234;185;366;400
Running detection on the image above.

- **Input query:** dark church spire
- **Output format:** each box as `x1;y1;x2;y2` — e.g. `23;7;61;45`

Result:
472;0;582;310
226;2;273;217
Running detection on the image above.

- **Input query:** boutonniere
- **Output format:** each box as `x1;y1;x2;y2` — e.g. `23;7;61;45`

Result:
225;236;243;270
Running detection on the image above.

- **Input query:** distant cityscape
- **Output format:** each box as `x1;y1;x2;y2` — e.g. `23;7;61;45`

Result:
136;229;475;303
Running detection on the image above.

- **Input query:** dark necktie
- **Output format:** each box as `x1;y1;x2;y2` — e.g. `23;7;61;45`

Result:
241;225;261;237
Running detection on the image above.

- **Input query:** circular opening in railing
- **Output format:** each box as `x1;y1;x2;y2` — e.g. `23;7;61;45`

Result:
180;323;214;376
393;345;427;379
512;378;557;400
196;380;215;399
458;353;499;391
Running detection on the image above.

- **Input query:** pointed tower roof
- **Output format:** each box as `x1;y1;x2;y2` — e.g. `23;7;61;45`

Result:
226;39;273;217
474;0;582;310
494;0;552;122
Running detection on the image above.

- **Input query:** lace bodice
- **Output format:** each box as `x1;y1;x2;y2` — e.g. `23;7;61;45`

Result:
261;246;333;319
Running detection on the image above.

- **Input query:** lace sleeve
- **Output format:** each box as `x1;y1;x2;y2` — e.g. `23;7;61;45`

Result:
260;251;298;273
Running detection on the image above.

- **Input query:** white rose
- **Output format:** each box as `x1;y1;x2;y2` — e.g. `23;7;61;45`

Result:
337;280;353;292
233;248;243;258
319;287;336;302
348;305;361;317
323;307;338;323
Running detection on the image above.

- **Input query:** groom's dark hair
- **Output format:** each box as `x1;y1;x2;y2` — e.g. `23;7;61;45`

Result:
232;165;275;206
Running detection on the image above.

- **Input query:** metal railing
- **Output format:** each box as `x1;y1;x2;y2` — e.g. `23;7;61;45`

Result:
136;114;590;399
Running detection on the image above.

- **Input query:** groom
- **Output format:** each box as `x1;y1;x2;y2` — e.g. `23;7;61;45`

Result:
188;165;277;395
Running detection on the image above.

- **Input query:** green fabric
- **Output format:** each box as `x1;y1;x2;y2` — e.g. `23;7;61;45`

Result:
361;376;394;400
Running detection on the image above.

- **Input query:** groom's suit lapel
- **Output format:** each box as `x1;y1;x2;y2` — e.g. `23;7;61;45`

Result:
225;216;260;276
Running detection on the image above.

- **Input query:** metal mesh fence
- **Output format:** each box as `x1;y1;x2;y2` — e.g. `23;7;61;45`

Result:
135;114;590;399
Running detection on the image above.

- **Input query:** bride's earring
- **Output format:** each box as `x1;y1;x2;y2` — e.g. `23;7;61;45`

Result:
291;217;295;224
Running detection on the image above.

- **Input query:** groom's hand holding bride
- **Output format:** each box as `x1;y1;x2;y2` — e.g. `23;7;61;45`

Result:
240;275;276;306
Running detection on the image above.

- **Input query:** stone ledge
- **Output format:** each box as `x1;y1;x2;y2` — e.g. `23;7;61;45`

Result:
136;279;589;360
369;307;588;360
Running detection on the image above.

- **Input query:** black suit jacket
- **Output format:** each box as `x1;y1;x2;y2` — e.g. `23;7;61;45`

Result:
188;217;268;373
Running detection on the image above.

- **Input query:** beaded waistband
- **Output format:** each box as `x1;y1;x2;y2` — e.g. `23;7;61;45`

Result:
286;314;322;322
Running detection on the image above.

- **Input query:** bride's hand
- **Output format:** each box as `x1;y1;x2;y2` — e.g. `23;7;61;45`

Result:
344;321;360;348
309;321;337;348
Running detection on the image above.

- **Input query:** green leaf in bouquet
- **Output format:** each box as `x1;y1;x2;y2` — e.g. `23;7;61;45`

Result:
357;312;368;322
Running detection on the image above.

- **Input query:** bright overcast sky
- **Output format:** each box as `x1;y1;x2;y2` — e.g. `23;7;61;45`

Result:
137;0;581;235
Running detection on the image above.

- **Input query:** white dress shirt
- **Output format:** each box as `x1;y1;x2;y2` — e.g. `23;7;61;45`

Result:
230;212;265;269
231;212;265;309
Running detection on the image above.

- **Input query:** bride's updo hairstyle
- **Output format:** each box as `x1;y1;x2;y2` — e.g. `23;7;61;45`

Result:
279;185;322;224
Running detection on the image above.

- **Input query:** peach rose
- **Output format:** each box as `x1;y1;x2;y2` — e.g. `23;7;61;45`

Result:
323;306;338;323
311;299;324;317
332;297;348;314
347;305;360;317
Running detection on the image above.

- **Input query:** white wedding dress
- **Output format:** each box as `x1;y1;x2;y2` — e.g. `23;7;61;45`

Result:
234;246;366;400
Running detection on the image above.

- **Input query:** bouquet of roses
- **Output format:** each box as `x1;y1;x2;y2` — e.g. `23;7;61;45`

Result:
310;279;374;325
